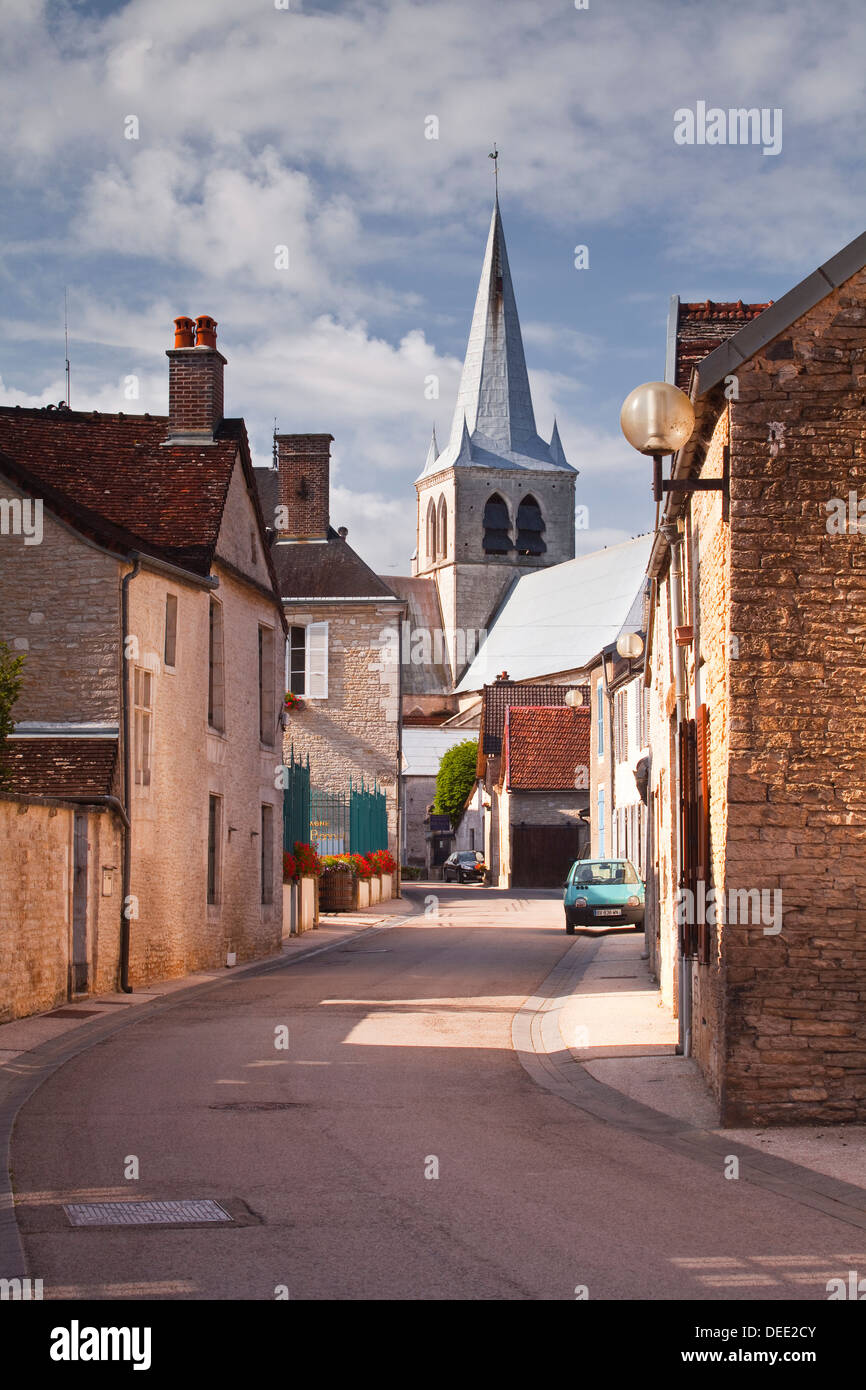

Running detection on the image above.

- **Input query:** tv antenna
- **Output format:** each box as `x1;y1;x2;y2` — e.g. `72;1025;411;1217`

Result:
64;288;71;408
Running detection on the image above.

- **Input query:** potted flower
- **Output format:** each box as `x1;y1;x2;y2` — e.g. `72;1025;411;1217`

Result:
283;690;304;714
367;849;397;901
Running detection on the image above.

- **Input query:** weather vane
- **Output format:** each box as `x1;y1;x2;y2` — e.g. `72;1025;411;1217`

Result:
488;143;499;196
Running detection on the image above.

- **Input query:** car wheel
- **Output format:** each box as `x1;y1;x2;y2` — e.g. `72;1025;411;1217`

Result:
565;919;575;935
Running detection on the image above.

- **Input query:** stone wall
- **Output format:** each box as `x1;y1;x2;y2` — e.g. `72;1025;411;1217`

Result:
721;268;866;1124
0;475;121;726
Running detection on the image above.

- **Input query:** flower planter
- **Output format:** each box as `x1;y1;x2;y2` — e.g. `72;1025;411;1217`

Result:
357;878;371;909
369;875;381;905
380;873;393;902
282;877;319;934
319;867;358;913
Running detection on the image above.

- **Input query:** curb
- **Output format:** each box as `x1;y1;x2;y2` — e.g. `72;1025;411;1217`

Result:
512;934;866;1233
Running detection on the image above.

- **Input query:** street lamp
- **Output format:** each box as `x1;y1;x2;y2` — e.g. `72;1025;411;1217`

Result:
620;380;727;511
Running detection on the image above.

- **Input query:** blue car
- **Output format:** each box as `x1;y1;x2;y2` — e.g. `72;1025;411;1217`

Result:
563;858;645;934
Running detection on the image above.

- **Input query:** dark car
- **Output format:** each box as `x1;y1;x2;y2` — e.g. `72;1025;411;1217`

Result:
443;851;486;884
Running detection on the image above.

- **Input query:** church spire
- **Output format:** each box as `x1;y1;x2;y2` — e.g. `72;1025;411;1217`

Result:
449;196;538;456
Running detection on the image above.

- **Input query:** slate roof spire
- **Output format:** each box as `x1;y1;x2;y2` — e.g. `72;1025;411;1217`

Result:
418;196;575;479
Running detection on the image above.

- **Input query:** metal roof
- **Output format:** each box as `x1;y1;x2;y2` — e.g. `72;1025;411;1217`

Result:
418;198;575;481
456;534;655;691
402;726;476;776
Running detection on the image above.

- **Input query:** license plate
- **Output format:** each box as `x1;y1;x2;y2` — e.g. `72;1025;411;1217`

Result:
594;908;622;917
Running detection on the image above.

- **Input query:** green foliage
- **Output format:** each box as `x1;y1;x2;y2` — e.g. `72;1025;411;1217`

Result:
0;641;25;786
433;738;479;826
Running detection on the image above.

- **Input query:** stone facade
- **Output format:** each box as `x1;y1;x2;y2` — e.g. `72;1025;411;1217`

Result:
647;264;866;1124
281;599;402;853
0;476;121;727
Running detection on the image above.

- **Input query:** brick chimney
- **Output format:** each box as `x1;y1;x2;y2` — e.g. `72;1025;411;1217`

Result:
275;434;334;539
165;314;226;443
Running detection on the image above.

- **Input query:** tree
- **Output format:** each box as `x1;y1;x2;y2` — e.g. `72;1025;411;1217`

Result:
0;641;25;786
434;739;479;826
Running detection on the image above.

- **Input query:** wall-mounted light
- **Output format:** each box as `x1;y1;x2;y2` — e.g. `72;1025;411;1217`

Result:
616;632;644;660
620;380;728;513
564;688;584;707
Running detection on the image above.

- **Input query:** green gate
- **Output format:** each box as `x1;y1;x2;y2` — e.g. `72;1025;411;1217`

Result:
282;746;311;851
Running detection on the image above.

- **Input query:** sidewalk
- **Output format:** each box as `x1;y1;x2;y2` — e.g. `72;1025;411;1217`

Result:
558;929;866;1191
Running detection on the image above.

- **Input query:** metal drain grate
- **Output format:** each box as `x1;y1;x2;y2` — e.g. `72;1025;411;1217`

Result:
64;1199;232;1227
48;1008;104;1019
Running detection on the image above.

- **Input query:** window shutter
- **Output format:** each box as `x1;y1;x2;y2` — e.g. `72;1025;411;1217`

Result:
695;703;711;964
306;621;329;699
679;717;698;959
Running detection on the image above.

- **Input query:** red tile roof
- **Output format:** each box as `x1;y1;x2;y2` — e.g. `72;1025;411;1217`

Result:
504;706;591;791
0;408;261;578
3;737;119;799
477;679;589;775
675;300;772;392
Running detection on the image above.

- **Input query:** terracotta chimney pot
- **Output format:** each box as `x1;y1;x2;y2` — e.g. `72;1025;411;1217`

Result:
173;316;195;349
195;315;218;349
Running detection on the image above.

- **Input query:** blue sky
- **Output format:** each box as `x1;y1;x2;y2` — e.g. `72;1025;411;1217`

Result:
1;0;864;573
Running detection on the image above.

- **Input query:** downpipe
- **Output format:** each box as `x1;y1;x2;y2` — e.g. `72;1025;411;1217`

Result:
120;555;141;992
663;524;691;1057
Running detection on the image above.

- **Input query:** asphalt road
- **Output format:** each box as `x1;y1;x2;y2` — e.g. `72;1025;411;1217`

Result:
11;886;866;1300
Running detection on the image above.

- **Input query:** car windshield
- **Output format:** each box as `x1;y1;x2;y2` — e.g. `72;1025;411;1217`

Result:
457;853;481;863
570;861;639;886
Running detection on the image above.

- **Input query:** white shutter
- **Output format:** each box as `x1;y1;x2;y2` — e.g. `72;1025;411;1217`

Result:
306;621;329;699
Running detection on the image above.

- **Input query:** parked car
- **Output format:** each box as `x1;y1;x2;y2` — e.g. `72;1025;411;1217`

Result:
443;851;486;884
563;858;645;933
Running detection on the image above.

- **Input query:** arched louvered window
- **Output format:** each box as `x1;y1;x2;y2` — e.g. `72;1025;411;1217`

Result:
426;498;438;561
516;494;546;555
482;493;512;554
437;496;448;558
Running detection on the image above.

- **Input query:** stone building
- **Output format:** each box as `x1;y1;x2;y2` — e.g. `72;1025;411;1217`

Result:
644;232;866;1124
496;705;591;888
255;437;406;856
0;314;286;1016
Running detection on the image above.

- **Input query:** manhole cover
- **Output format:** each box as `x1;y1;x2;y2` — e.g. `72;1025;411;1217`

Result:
209;1102;303;1112
64;1200;232;1227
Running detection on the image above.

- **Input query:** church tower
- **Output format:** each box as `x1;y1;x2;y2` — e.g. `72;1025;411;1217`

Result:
413;196;577;681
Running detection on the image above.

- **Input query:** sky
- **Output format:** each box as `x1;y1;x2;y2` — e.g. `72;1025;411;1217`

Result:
1;0;864;575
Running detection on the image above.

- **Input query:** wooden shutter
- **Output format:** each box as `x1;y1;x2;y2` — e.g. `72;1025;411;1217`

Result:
678;717;698;958
306;621;329;699
695;703;711;964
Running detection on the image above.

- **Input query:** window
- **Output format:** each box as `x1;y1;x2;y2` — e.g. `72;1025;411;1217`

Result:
426;498;437;560
133;667;152;786
288;625;306;694
207;794;222;905
285;622;329;699
482;493;512;554
597;787;605;856
258;624;276;745
596;680;604;758
208;599;225;731
164;593;178;668
261;803;274;905
469;828;475;850
515;494;546;555
437;496;448;559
